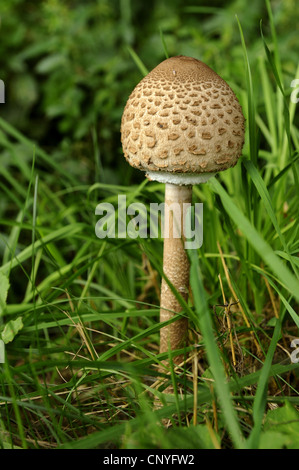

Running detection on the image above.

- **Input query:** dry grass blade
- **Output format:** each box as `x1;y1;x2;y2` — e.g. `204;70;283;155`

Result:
217;241;263;358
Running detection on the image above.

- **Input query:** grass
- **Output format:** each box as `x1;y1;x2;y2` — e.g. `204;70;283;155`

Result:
0;3;299;450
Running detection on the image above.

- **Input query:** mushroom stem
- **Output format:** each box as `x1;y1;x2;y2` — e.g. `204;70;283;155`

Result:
160;183;192;365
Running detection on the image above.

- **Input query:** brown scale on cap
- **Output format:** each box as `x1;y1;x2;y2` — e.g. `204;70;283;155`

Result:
121;56;245;175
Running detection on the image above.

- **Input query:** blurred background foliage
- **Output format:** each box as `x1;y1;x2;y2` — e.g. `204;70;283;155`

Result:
0;0;298;186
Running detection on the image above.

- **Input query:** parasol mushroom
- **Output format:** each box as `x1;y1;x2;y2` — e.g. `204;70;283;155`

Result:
121;55;245;369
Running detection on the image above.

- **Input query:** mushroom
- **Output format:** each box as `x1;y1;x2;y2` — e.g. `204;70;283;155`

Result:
121;56;245;369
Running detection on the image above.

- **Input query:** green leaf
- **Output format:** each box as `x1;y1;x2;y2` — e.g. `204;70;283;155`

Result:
260;401;299;449
125;424;220;449
35;54;67;74
164;425;220;449
1;317;24;344
259;431;291;450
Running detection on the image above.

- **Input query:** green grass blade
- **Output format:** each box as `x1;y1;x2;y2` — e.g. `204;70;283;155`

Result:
236;15;257;165
0;117;77;185
209;177;299;305
260;20;292;160
247;317;282;448
126;46;148;77
244;159;298;277
160;28;169;59
0;224;85;275
188;248;246;449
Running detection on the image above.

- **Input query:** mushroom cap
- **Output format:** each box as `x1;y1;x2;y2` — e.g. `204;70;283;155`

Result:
121;56;245;184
